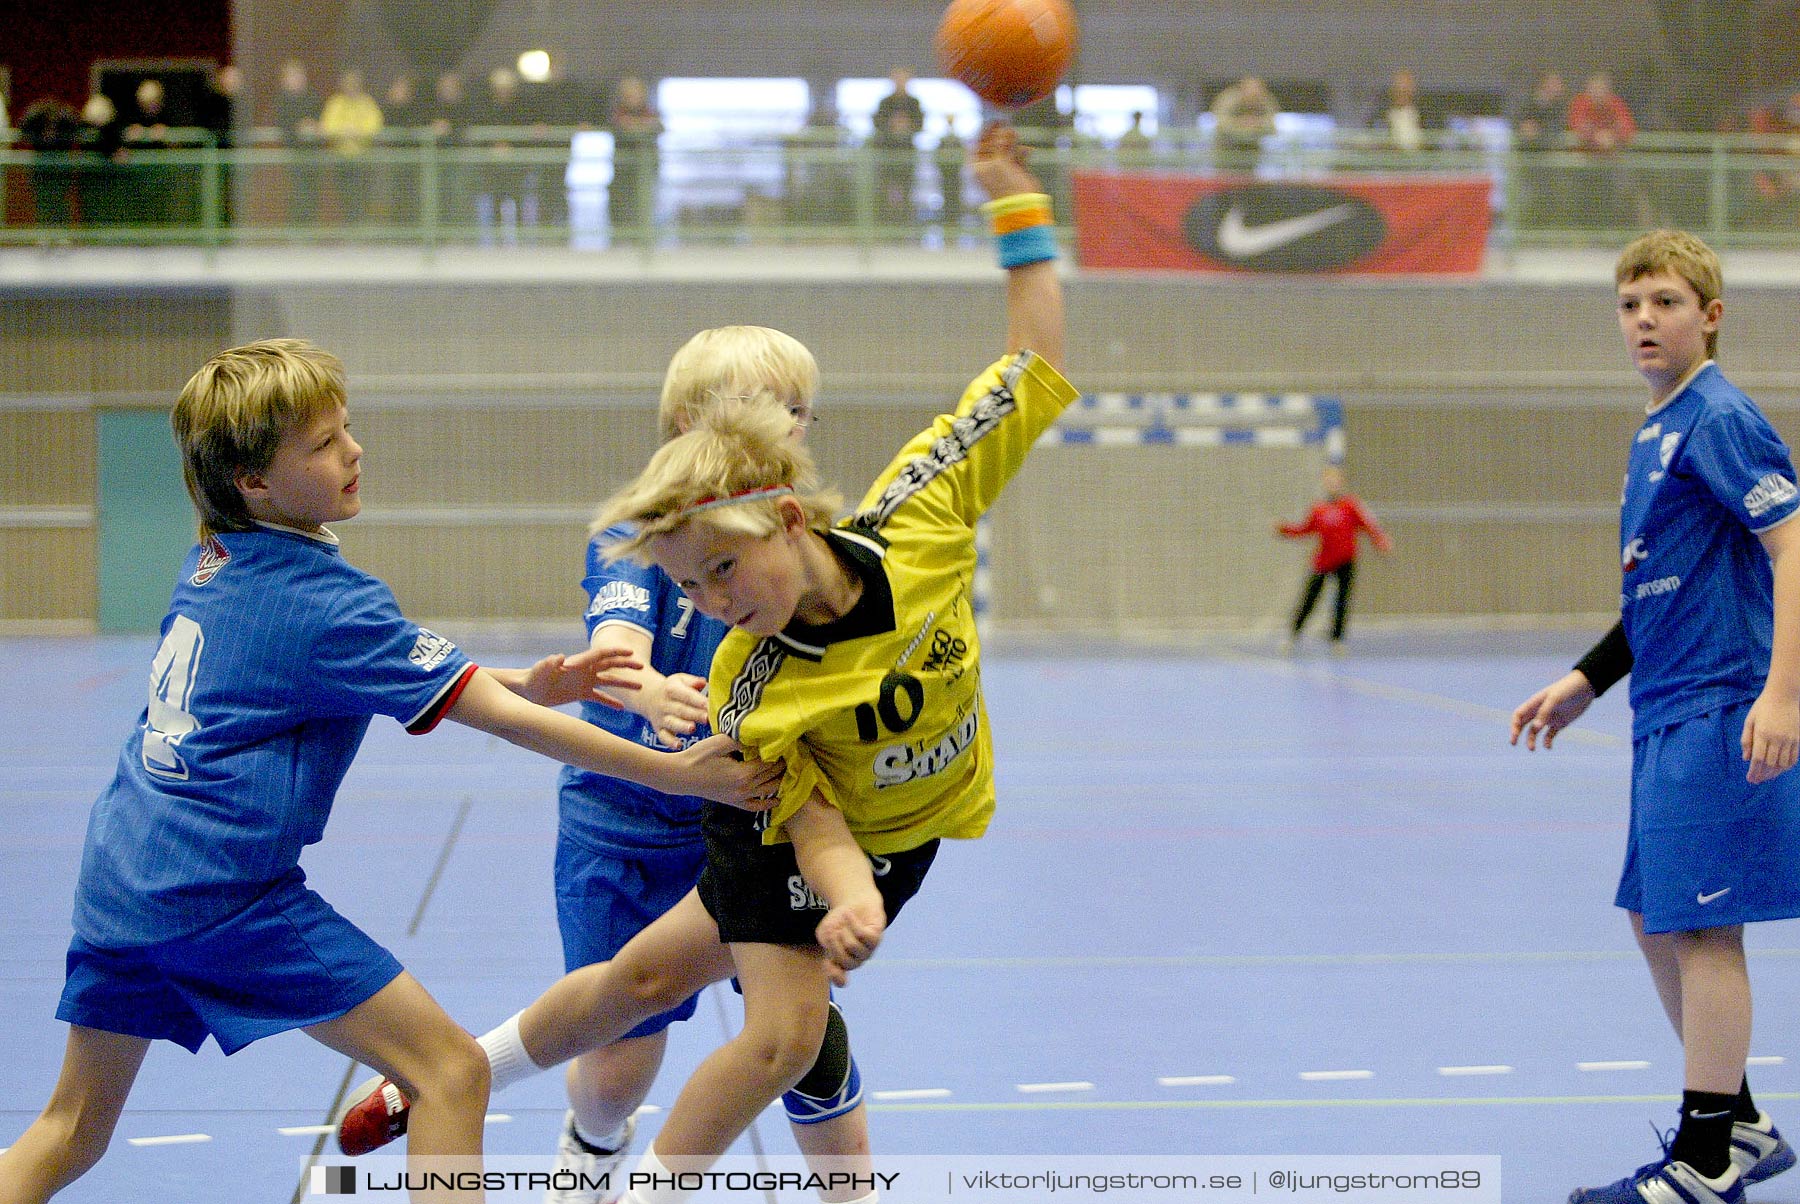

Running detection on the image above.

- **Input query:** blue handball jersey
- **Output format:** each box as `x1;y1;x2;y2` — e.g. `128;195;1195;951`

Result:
555;524;722;850
73;525;475;948
1620;362;1800;736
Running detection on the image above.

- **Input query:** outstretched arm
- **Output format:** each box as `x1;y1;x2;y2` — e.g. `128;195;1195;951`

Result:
516;623;710;748
446;668;780;804
485;639;645;708
971;122;1064;371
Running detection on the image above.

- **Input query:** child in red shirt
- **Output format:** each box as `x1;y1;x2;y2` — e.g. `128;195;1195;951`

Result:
1277;465;1393;651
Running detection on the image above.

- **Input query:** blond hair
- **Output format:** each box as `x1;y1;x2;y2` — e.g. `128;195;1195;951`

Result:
1616;229;1723;358
170;339;347;539
595;395;841;562
657;325;818;443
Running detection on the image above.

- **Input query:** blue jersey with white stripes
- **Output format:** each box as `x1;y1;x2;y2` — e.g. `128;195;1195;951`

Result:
555;524;722;850
73;525;475;947
1621;363;1800;736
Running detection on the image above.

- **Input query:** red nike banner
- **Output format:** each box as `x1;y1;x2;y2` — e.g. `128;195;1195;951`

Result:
1070;172;1492;275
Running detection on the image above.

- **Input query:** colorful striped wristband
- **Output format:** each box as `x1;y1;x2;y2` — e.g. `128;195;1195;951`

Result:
982;193;1056;268
994;224;1059;268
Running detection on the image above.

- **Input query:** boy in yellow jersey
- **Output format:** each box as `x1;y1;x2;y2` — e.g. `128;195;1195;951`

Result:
335;121;1075;1204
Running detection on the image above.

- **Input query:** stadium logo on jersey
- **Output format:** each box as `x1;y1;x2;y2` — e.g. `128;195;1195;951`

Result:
717;639;788;739
408;628;457;671
190;536;230;586
1621;537;1649;573
873;706;979;788
1183;185;1385;272
853;361;1023;530
586;581;652;618
1745;473;1799;519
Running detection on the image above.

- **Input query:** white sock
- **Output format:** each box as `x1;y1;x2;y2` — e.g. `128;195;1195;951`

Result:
477;1011;544;1094
572;1114;631;1152
622;1145;691;1204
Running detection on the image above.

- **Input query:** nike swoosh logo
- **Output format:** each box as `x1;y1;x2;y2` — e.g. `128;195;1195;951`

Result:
1697;888;1732;904
1216;203;1357;259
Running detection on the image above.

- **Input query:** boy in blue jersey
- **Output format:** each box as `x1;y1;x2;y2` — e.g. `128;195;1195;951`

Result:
535;328;872;1203
0;339;779;1204
1512;230;1800;1204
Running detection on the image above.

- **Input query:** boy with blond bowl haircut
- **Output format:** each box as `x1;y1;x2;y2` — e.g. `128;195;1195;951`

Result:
1513;231;1800;1204
0;339;779;1204
336;121;1075;1204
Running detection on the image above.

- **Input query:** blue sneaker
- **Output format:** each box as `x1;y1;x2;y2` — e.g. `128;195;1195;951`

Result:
1731;1113;1797;1186
1567;1156;1742;1204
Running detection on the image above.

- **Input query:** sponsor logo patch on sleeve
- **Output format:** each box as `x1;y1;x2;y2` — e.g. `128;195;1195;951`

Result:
190;536;231;586
1744;473;1799;519
586;581;653;618
408;628;457;670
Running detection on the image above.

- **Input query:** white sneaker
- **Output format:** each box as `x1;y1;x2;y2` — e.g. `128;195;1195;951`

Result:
545;1111;636;1204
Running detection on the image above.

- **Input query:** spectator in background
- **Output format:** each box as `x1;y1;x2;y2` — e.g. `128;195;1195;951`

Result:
1748;92;1800;228
1512;70;1571;226
1372;69;1425;153
273;59;322;227
428;71;470;230
374;73;424;226
1568;71;1655;227
122;78;179;226
871;69;923;228
1115;109;1152;168
871;68;924;146
1210;75;1279;172
20;97;85;232
319;69;383;225
608;75;661;237
935;115;966;231
473;67;541;245
198;65;241;226
78;92;126;226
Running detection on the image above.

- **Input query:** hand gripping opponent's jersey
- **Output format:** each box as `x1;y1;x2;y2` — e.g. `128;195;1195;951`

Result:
706;351;1080;854
1620;361;1800;737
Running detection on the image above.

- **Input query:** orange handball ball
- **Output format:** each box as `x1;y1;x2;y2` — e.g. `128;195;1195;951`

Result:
935;0;1079;110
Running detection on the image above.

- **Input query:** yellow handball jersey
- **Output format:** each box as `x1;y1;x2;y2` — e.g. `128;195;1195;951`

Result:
710;351;1080;854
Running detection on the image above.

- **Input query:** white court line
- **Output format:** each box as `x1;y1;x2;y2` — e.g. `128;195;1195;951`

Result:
485;1113;511;1124
1017;1081;1095;1093
127;1133;212;1146
1300;1070;1375;1081
873;1088;954;1101
1749;1056;1787;1067
1438;1065;1514;1077
635;1104;663;1114
1160;1075;1237;1087
278;1125;335;1136
1578;1061;1651;1071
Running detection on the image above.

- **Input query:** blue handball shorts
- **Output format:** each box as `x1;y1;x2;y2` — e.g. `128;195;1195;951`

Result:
57;875;403;1055
1617;699;1800;934
554;831;709;1039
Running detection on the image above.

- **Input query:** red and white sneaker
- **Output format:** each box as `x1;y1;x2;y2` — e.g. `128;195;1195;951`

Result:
336;1076;412;1155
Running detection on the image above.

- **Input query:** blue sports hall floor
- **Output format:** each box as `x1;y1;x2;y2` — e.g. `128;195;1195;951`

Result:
5;627;1800;1203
